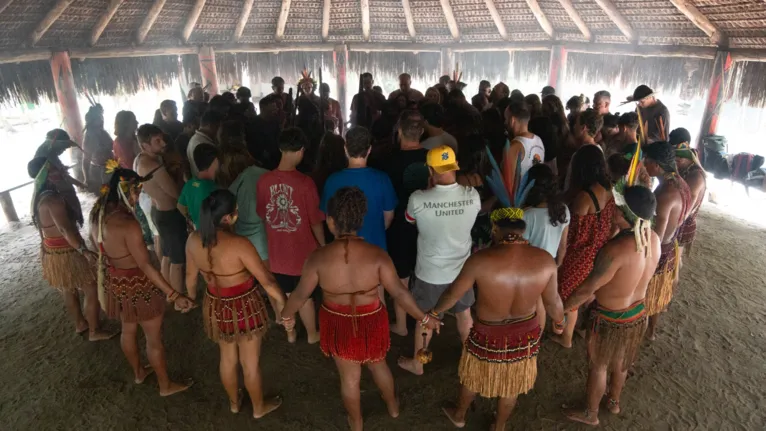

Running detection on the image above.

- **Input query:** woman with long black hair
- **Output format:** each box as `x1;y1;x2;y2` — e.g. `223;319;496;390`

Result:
185;189;295;418
89;164;194;396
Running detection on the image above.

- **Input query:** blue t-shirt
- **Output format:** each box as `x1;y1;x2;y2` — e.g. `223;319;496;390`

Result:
321;167;397;250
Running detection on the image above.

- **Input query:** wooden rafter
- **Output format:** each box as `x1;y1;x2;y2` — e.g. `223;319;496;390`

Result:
90;0;124;46
593;0;636;42
667;0;726;45
30;0;75;46
401;0;416;40
322;0;331;41
484;0;507;40
181;0;206;43
232;0;255;42
439;0;460;41
0;0;14;15
525;0;554;38
136;0;167;45
361;0;370;41
276;0;292;42
557;0;591;40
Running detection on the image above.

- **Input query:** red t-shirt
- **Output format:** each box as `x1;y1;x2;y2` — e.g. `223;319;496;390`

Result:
256;169;325;276
113;136;137;169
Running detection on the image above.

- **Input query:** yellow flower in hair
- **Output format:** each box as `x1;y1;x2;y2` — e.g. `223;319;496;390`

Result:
105;159;119;174
99;184;110;196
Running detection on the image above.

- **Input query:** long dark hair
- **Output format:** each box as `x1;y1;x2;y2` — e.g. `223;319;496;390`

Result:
569;145;611;193
525;164;568;226
89;167;144;225
198;189;237;250
312;132;347;191
114;111;137;139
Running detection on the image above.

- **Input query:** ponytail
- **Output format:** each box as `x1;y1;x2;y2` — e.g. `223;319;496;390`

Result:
199;189;237;250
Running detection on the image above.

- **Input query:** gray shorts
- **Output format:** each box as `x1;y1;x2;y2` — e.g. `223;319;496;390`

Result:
410;276;474;316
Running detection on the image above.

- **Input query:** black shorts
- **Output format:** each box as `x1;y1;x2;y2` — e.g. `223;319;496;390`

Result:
387;222;417;279
151;207;188;264
274;273;321;302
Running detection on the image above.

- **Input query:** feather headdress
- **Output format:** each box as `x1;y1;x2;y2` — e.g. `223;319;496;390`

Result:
484;144;535;223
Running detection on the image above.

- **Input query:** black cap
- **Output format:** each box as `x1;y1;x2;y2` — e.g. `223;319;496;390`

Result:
541;86;555;97
630;85;654;102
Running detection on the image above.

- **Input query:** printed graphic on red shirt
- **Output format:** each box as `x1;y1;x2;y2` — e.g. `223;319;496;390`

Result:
266;183;302;232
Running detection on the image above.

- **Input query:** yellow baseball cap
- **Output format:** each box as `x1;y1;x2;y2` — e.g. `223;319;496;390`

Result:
427;145;460;174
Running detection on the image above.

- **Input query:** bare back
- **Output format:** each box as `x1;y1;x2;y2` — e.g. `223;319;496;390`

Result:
38;194;71;239
136;153;177;211
592;231;662;310
307;239;391;307
465;244;558;322
186;231;253;288
90;210;140;269
655;185;685;244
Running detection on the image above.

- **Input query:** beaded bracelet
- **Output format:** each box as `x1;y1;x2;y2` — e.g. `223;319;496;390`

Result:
167;291;180;302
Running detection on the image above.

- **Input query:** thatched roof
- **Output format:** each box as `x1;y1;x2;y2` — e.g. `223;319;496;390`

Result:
1;0;765;52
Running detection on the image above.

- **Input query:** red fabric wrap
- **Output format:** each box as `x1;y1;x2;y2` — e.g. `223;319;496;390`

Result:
319;300;390;364
677;211;697;247
558;198;616;301
105;266;165;323
204;278;268;340
42;236;71;248
465;314;541;363
655;240;677;275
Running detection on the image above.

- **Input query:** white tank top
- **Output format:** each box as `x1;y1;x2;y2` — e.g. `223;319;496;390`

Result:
515;135;545;178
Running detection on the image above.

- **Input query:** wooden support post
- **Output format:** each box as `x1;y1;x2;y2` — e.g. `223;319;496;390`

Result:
440;47;454;75
50;51;84;153
697;50;733;149
334;44;349;123
198;46;219;97
548;44;567;94
0;191;19;223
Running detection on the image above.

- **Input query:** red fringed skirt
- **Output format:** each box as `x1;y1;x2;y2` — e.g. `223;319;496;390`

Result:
459;314;542;398
319;300;390;364
105;266;166;323
203;278;268;343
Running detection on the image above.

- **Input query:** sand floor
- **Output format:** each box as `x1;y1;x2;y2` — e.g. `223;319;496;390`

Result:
1;203;765;431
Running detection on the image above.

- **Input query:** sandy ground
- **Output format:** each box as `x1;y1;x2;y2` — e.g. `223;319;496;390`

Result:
1;200;765;431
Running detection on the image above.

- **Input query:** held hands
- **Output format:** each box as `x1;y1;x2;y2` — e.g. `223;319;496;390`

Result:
420;311;444;333
552;315;567;335
281;316;296;332
167;291;195;313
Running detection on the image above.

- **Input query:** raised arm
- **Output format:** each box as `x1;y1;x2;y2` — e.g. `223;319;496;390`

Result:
238;237;286;309
564;247;619;310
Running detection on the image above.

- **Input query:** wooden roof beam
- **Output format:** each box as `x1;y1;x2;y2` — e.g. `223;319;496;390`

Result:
439;0;460;41
484;0;508;40
667;0;726;46
276;0;292;42
136;0;167;45
322;0;330;41
90;0;124;46
0;0;14;15
30;0;75;46
525;0;554;38
361;0;370;41
401;0;416;40
181;0;206;43
557;0;592;40
232;0;254;42
593;0;637;42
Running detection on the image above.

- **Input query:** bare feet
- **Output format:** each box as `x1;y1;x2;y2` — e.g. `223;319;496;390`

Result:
89;329;120;342
549;333;572;349
347;415;363;431
390;325;408;337
397;357;424;376
159;379;194;397
253;396;283;419
646;329;657;341
134;365;154;384
230;389;244;413
563;407;599;426
385;397;400;418
442;405;466;428
307;332;320;345
75;322;89;335
575;328;587;339
287;329;297;344
606;397;620;414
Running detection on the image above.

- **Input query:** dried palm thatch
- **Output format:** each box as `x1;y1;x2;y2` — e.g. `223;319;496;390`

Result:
0;60;57;106
71;56;181;97
566;52;714;100
730;61;766;108
349;52;440;83
455;51;549;84
239;51;334;86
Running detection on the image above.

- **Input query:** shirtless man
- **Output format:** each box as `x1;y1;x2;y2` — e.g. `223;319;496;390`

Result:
281;187;440;431
388;73;424;104
439;208;565;431
643;142;691;339
671;128;706;258
135;124;188;297
562;185;661;426
90;167;194;396
29;157;114;341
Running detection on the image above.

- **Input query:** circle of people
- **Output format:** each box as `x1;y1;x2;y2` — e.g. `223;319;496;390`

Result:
29;73;706;430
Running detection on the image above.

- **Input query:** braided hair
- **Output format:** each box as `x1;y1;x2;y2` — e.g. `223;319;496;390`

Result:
327;187;367;235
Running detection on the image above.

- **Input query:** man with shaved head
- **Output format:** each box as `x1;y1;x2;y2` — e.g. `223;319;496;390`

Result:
388;73;424;104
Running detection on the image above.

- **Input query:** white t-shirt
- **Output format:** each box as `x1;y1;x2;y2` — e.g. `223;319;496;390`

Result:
186;130;215;177
515;135;545;179
522;206;570;258
405;183;481;284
